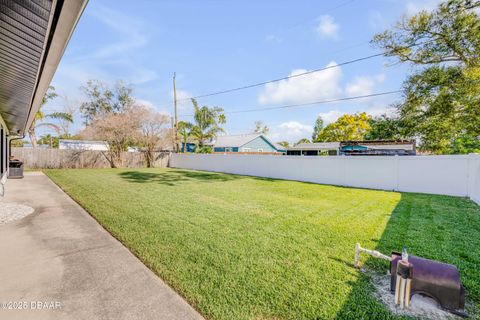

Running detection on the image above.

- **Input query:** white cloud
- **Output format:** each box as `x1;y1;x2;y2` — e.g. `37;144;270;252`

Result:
171;89;193;111
265;34;283;44
250;103;395;143
375;74;386;83
258;62;342;105
128;68;158;85
50;4;162;134
345;76;375;97
316;110;345;125
54;60;157;97
135;98;158;111
406;0;442;16
366;104;396;117
58;4;157;86
54;63;103;88
345;74;385;97
269;121;313;143
315;15;339;39
135;98;172;117
258;62;386;106
82;4;148;60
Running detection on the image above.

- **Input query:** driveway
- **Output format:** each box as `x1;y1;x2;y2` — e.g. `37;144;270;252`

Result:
0;172;203;320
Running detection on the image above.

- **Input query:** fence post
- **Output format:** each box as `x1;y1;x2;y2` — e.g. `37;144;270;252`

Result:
395;155;400;192
467;153;479;201
341;156;348;187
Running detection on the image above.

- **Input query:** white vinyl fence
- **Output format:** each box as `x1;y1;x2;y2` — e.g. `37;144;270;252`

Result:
170;153;480;204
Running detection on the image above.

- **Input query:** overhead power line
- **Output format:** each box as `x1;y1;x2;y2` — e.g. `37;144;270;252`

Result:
287;0;357;30
180;90;402;117
176;52;385;102
167;39;439;106
324;0;357;13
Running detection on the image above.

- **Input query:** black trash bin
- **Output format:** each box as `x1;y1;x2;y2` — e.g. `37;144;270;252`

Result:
8;159;24;179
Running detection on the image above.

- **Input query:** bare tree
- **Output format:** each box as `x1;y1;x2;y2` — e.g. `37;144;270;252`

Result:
79;80;173;167
137;107;171;167
81;107;142;168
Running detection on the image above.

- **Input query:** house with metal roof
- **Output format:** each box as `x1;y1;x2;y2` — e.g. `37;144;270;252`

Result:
340;140;416;156
285;140;416;156
213;134;286;154
0;0;88;193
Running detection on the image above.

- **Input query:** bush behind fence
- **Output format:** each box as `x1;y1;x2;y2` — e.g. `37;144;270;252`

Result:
11;147;170;169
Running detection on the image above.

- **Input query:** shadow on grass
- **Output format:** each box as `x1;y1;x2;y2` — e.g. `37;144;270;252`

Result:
118;169;243;186
334;193;480;319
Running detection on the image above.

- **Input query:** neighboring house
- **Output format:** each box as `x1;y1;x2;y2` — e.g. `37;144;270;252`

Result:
179;136;198;153
59;140;109;151
181;143;197;153
213;134;286;154
340;140;416;156
286;140;417;156
287;142;340;156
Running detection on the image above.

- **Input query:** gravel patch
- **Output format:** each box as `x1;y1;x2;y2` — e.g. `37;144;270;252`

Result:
0;202;35;225
371;271;462;319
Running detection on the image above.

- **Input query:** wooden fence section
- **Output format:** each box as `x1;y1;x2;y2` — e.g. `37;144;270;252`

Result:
11;147;170;169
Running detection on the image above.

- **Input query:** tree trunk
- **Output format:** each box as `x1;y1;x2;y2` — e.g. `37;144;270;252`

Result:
29;128;37;148
106;149;121;168
144;150;152;168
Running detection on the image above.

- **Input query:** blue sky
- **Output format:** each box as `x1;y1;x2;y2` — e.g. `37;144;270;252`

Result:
45;0;442;143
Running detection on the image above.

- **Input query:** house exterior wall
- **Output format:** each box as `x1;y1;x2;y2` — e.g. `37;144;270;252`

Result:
0;120;9;194
339;141;416;156
182;143;197;153
241;136;278;152
1;124;7;177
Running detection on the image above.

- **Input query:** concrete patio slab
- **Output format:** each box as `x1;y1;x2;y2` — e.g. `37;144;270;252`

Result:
0;172;203;320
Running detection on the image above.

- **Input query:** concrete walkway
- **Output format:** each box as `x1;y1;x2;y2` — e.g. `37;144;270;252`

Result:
0;172;203;320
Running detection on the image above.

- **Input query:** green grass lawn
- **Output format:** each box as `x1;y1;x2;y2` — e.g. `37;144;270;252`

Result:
44;168;480;320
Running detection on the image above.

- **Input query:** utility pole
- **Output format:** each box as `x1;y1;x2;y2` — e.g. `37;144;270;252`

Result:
171;116;175;152
173;72;178;152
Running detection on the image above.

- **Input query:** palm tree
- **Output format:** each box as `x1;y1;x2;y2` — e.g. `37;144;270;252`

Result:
28;111;74;147
177;121;193;152
277;141;290;149
294;138;311;146
28;86;73;147
189;99;226;152
253;120;269;135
